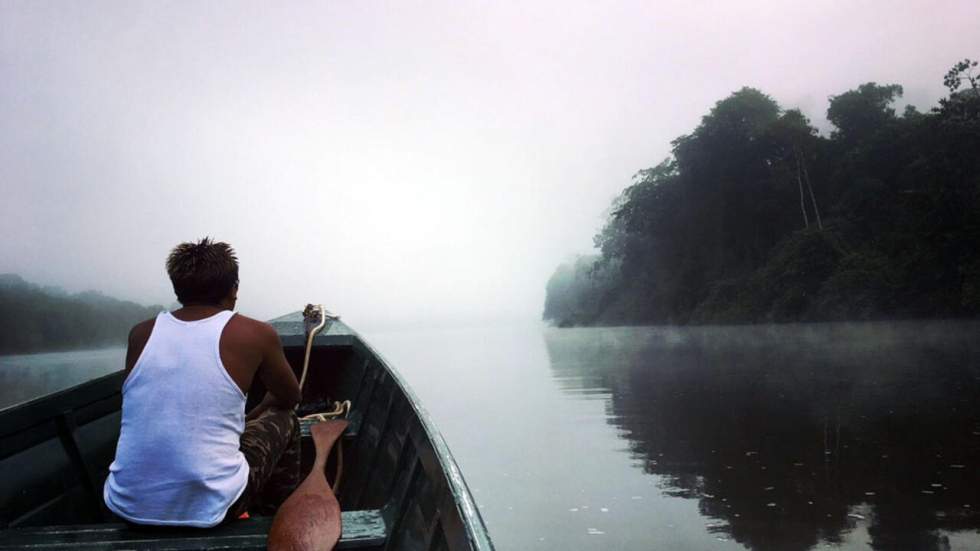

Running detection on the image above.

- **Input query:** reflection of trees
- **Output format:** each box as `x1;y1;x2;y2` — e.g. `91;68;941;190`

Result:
543;323;980;551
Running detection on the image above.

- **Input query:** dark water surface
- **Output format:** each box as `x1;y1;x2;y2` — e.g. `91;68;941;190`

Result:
369;321;980;550
4;322;980;549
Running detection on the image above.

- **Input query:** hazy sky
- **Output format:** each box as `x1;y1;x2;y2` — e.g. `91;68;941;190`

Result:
2;1;979;331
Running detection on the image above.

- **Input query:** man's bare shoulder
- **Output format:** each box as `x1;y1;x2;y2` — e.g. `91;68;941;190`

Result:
225;313;280;347
128;318;156;347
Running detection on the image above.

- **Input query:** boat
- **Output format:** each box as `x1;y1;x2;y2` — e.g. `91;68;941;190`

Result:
0;308;494;550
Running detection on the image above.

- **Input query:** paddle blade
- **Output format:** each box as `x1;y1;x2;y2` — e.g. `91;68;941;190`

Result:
267;420;349;551
268;489;341;551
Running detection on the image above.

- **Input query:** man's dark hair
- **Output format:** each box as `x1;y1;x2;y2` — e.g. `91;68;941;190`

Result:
166;237;239;305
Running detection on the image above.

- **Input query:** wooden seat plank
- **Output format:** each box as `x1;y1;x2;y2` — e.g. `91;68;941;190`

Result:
0;510;387;550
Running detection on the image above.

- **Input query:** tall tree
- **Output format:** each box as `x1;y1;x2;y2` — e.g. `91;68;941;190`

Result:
545;59;980;326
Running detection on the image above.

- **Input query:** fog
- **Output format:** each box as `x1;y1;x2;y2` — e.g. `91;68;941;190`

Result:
2;1;978;331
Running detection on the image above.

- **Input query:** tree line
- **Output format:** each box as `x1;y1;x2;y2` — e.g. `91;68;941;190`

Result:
544;59;980;326
0;274;164;354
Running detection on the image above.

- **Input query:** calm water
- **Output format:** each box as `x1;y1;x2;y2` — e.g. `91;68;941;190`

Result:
370;321;980;550
0;347;125;409
4;321;980;550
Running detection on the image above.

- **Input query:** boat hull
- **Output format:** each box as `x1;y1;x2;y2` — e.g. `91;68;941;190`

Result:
0;314;493;551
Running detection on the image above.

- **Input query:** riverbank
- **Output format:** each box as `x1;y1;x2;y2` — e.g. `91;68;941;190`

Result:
0;274;162;355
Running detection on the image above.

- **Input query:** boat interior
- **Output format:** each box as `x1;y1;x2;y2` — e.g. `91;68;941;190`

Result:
0;317;490;551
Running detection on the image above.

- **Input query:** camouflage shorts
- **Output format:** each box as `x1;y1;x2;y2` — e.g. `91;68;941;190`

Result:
225;406;300;520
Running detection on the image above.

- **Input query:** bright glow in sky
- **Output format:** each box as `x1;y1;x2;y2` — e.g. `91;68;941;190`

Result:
2;1;979;330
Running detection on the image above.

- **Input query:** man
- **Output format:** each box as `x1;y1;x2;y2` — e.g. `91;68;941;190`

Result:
104;238;303;527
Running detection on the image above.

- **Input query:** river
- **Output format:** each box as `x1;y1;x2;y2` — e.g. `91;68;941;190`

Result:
3;321;979;550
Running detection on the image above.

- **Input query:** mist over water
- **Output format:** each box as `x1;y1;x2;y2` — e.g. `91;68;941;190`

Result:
371;320;980;550
0;347;124;409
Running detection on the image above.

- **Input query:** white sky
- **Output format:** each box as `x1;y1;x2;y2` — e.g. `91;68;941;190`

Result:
2;1;979;331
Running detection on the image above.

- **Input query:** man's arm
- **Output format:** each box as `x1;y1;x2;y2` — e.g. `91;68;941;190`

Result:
246;323;302;421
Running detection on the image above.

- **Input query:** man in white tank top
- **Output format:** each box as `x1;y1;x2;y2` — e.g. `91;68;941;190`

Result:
104;238;303;527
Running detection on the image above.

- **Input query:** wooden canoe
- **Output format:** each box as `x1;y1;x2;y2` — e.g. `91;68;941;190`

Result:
0;313;494;551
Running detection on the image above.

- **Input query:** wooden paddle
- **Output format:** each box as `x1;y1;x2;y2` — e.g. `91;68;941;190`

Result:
268;420;349;551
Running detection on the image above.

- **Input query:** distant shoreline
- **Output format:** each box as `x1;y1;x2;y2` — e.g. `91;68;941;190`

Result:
0;273;163;356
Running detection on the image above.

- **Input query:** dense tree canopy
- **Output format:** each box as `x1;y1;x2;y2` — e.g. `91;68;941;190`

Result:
0;274;164;354
545;59;980;326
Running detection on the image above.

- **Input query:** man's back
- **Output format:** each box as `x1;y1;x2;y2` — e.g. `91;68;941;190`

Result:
104;310;249;527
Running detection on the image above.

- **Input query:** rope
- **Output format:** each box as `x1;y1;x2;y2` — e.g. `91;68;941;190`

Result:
299;400;350;490
298;304;328;392
300;400;351;423
296;304;349;491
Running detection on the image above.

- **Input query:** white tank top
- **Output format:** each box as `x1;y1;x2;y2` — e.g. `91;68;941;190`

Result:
104;310;249;527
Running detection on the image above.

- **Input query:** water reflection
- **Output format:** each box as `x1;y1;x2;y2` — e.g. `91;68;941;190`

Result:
543;322;980;550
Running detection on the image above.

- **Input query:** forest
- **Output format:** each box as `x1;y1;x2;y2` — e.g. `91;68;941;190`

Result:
544;59;980;326
0;274;163;354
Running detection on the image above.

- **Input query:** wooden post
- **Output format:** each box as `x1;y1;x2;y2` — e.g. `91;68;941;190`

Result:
54;412;104;521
